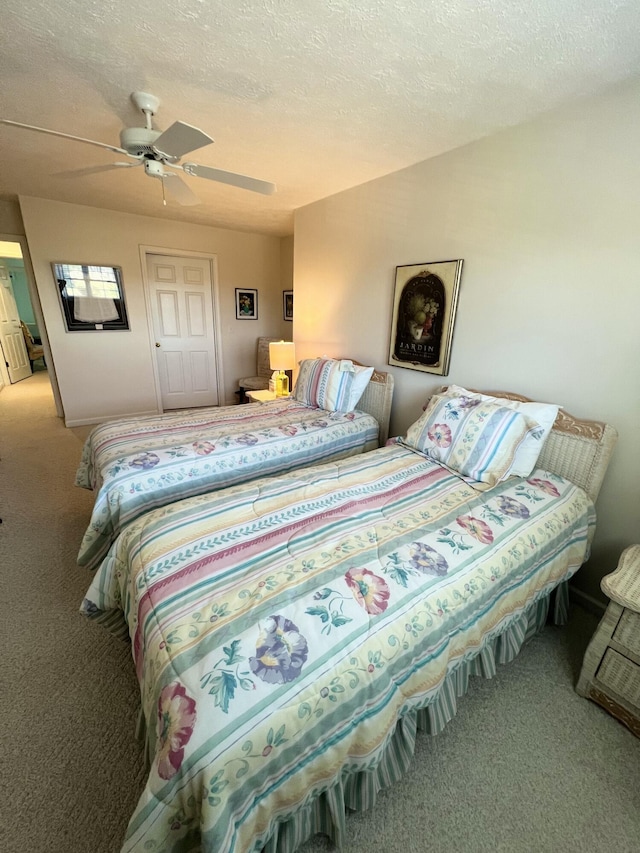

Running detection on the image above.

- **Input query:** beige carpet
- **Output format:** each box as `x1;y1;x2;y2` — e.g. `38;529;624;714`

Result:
0;372;146;853
1;371;639;853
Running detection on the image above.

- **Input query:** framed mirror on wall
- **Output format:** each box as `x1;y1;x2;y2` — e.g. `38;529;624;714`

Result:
52;262;129;331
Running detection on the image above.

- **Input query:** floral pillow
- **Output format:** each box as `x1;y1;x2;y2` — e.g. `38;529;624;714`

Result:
293;358;356;412
440;385;559;477
402;393;543;487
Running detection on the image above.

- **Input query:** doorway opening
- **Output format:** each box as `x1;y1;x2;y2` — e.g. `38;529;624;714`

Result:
0;235;63;417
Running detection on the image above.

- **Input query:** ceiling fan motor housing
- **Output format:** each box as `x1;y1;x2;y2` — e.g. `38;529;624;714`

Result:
120;127;165;158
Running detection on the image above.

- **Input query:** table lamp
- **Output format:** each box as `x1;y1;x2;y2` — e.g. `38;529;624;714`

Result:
269;341;296;397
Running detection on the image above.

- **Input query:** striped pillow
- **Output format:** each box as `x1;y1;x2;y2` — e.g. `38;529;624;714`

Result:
403;393;541;486
293;358;356;412
440;385;559;477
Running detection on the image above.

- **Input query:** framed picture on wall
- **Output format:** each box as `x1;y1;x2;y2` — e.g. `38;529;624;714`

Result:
283;290;293;321
235;288;258;320
52;262;129;331
388;259;463;376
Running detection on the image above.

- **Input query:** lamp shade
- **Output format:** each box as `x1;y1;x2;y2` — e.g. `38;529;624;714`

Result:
269;341;296;371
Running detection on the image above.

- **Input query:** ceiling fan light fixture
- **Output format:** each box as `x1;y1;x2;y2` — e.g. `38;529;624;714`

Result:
143;160;166;180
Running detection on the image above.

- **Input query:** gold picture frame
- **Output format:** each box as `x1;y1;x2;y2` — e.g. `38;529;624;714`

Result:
388;259;463;376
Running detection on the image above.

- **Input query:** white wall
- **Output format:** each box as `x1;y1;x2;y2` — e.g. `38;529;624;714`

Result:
293;79;640;603
20;197;289;423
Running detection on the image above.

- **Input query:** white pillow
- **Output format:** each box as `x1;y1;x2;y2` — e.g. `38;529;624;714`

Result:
403;393;541;487
348;365;374;410
440;385;559;477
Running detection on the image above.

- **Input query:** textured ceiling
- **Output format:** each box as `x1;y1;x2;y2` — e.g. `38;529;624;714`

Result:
1;0;639;236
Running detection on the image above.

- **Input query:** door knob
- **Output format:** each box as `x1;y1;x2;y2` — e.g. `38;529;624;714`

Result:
155;342;161;348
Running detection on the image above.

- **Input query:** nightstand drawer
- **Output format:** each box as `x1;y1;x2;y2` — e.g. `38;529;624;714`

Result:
576;545;640;737
596;648;640;707
612;609;640;658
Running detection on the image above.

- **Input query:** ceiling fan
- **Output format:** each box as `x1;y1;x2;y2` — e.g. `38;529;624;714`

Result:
0;91;276;206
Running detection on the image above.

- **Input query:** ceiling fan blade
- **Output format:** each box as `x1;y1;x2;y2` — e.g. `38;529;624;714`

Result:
0;119;129;155
182;162;276;195
56;161;142;179
153;121;213;159
162;173;200;206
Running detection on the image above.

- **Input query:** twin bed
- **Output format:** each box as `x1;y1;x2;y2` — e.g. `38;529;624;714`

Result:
78;369;617;853
75;361;394;571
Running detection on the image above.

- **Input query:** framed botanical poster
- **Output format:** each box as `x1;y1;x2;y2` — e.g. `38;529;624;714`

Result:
283;289;293;321
235;288;258;320
52;262;129;331
388;259;463;376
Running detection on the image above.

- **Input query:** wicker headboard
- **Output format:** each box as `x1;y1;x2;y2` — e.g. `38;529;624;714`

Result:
481;391;618;504
335;360;394;446
358;367;394;446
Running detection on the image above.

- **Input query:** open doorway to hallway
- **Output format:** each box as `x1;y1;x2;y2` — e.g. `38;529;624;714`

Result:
0;237;55;402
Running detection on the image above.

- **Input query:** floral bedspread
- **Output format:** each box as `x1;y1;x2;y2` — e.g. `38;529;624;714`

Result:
82;444;595;853
75;398;379;571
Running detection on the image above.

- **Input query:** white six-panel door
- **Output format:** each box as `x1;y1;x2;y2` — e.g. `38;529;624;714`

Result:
147;254;220;409
0;263;31;383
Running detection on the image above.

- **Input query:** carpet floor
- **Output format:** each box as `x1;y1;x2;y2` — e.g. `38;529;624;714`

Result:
0;371;638;853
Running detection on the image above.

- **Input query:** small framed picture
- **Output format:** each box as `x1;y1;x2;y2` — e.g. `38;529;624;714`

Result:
283;290;293;321
235;288;258;320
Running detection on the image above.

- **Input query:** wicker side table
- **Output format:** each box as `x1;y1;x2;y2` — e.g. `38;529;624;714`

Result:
576;545;640;737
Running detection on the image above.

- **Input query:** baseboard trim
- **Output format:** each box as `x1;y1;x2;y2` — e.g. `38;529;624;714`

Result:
65;410;160;428
569;585;606;617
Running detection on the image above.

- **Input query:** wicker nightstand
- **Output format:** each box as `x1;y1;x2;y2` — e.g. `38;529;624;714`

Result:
245;389;288;403
576;545;640;737
245;389;276;402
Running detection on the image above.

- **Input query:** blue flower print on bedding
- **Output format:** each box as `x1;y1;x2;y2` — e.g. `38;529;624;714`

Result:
129;452;160;469
495;495;530;519
383;542;449;588
409;542;449;576
451;396;482;412
235;434;259;446
250;616;309;685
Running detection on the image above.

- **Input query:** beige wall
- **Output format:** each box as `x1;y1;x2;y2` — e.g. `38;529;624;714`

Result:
281;234;294;290
20;197;288;423
294;78;640;604
0;199;25;235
